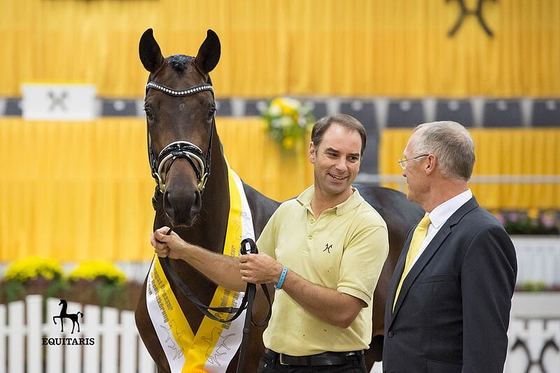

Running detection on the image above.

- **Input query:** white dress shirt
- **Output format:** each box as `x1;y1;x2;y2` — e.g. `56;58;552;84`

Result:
410;189;473;268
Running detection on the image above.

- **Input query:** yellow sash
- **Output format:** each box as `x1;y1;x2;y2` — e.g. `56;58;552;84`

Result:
145;166;254;373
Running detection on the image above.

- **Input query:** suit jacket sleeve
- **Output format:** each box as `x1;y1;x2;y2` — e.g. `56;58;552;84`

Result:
460;222;517;372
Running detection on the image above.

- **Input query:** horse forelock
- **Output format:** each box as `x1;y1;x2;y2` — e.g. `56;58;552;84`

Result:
168;54;194;74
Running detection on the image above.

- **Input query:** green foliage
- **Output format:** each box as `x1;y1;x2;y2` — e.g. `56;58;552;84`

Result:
518;281;547;292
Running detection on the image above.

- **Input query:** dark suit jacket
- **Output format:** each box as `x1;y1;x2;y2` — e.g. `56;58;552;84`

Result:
383;197;517;373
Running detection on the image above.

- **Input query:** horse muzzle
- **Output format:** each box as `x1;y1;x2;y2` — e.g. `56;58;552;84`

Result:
150;140;210;226
163;176;202;227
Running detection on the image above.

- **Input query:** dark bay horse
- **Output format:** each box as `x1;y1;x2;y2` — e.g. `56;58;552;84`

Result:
134;28;424;373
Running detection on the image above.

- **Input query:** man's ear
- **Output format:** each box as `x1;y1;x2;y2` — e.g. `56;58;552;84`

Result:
426;154;435;172
308;142;316;163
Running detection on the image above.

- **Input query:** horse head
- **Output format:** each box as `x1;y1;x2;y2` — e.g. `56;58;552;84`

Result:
139;28;221;227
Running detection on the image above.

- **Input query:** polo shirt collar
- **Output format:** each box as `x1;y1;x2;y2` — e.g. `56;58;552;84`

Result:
297;186;363;215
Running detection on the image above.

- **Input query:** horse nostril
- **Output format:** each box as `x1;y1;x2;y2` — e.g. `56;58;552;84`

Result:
163;192;176;221
164;188;201;227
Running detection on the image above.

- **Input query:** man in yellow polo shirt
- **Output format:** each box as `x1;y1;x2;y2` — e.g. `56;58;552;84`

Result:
152;114;389;372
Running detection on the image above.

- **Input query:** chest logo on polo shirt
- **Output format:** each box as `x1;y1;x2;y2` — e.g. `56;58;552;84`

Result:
323;243;332;253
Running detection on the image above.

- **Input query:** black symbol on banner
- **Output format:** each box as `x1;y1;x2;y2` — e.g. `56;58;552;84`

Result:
447;0;495;37
52;299;83;334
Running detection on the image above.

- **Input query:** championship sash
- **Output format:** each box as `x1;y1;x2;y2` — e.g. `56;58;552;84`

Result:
146;166;255;373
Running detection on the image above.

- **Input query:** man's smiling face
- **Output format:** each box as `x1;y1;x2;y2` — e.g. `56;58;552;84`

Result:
309;122;362;198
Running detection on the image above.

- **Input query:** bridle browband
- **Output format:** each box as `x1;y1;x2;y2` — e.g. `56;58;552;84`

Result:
145;80;215;195
146;81;214;97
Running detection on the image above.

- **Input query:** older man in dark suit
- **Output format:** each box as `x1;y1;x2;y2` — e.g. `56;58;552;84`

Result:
383;121;517;373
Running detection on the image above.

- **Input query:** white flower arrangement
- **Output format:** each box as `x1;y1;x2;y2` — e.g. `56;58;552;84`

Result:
260;97;315;150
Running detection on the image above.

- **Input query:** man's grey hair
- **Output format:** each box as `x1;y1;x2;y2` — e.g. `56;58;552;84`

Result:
413;121;475;181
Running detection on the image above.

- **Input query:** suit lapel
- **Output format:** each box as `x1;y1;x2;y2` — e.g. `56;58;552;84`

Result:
387;228;414;314
388;197;480;322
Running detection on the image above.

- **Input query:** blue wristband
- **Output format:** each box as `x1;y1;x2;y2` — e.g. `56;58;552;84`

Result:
275;266;288;290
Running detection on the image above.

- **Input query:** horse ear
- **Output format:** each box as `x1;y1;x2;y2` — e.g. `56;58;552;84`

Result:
195;29;221;74
139;28;165;73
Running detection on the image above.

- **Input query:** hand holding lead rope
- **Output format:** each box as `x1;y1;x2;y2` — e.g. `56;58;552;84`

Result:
240;237;258;255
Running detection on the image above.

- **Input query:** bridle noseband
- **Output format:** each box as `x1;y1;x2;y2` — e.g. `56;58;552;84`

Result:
145;81;215;195
154;141;208;193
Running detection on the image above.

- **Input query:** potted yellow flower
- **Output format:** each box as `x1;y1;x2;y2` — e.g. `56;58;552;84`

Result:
67;260;127;307
2;257;65;302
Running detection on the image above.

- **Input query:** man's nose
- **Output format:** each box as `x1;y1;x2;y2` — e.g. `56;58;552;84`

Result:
336;156;348;169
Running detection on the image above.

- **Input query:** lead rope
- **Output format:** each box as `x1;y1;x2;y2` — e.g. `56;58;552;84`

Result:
160;229;271;373
236;238;259;373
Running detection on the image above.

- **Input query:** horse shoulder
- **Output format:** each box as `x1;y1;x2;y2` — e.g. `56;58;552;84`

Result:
241;182;280;238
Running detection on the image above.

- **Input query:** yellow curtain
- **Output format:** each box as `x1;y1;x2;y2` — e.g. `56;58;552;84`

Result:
0;118;154;262
1;117;558;262
0;117;312;262
380;128;560;210
1;0;559;97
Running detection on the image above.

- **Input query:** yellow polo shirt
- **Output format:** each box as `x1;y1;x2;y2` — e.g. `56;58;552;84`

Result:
257;186;389;355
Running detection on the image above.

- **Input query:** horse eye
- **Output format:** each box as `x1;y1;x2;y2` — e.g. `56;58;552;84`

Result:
208;108;216;120
144;107;154;121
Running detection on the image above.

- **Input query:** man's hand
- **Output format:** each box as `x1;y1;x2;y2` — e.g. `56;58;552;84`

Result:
151;226;186;260
239;252;284;285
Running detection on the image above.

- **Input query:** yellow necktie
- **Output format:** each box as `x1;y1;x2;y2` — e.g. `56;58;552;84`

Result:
393;214;431;310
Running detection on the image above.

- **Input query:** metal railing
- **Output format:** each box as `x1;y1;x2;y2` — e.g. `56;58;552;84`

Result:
355;174;560;193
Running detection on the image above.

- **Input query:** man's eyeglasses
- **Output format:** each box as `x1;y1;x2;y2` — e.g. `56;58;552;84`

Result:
398;154;429;169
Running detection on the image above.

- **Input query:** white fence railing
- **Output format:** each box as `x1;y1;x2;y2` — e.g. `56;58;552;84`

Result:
0;295;156;373
513;236;560;287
